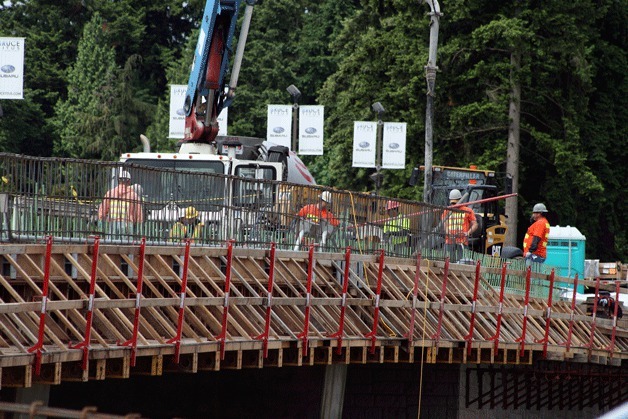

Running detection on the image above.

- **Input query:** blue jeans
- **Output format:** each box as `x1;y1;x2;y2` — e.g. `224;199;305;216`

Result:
525;253;546;267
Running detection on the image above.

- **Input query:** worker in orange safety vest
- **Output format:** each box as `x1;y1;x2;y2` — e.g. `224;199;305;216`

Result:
523;203;550;267
442;189;478;261
98;170;143;239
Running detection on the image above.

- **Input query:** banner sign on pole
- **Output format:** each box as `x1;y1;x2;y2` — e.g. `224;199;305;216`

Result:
352;121;377;168
267;105;292;149
298;105;324;155
169;84;187;139
382;122;407;169
170;85;228;139
0;37;25;99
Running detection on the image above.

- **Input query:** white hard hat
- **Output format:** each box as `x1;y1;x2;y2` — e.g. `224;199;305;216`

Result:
532;203;548;213
320;191;332;203
118;170;131;180
449;189;462;200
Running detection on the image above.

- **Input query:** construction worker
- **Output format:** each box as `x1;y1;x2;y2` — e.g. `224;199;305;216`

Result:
169;206;205;242
523;203;550;267
296;191;339;227
98;170;143;239
443;189;478;261
294;191;339;249
598;292;624;319
383;200;410;254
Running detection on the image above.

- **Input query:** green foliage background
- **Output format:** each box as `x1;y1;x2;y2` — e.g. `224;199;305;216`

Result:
0;0;625;260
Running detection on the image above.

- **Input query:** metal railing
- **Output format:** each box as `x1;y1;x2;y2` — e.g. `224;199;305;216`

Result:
0;153;454;258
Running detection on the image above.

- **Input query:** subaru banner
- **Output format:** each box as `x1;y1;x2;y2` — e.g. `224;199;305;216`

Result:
382;122;407;169
0;37;25;100
298;105;324;155
352;121;377;168
267;105;292;149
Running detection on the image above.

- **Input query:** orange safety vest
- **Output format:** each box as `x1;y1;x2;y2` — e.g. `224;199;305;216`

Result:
523;217;550;258
297;204;339;227
442;206;476;245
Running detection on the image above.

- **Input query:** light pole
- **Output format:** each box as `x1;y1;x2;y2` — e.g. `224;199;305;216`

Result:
370;102;385;195
421;0;441;203
286;84;301;152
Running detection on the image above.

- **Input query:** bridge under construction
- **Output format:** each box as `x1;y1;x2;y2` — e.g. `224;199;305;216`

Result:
0;153;625;416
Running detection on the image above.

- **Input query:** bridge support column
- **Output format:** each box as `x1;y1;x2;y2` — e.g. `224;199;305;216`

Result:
14;384;50;418
320;364;347;419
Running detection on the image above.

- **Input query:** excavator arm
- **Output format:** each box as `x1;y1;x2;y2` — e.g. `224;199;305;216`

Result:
183;0;254;144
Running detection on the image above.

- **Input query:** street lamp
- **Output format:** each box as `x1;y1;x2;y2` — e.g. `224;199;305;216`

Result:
287;84;301;152
371;102;385;195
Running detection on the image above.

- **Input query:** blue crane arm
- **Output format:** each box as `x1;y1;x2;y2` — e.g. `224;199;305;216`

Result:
183;0;242;144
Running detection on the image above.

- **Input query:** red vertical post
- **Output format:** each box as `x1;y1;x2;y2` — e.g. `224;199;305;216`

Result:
166;239;191;363
535;269;555;358
28;235;53;375
488;263;508;352
605;281;621;356
297;244;316;356
403;253;422;349
254;242;276;358
431;257;450;348
515;266;532;357
214;240;234;360
364;250;385;354
118;237;146;366
464;260;482;355
70;236;101;370
585;277;601;351
329;247;352;355
560;274;578;351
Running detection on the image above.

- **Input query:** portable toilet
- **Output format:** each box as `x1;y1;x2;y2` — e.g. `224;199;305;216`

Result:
545;225;586;293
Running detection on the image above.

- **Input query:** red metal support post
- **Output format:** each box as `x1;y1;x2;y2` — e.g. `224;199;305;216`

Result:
515;266;532;357
431;257;450;348
118;237;146;366
534;269;555;358
585;277;601;353
488;263;508;352
559;274;578;351
214;240;234;360
69;236;101;370
403;253;422;350
364;250;385;354
329;247;352;355
297;244;316;356
28;235;53;375
604;281;621;357
166;239;191;363
464;260;482;355
254;242;276;358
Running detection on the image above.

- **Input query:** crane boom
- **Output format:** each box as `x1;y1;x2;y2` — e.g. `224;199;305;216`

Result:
183;0;249;144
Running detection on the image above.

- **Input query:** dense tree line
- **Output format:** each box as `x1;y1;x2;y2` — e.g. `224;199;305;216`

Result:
0;0;625;260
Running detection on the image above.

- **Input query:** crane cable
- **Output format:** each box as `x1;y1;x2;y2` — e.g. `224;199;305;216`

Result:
417;258;431;419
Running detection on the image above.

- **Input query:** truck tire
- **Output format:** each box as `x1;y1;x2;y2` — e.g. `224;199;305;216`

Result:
501;246;523;259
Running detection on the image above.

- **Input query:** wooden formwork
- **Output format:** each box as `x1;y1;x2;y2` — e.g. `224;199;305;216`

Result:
0;242;624;388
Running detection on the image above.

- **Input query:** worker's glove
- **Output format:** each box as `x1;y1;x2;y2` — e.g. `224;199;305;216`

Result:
525;252;532;258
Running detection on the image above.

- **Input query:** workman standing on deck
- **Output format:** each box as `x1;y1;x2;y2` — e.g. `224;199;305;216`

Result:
523;203;550;267
383;200;410;253
98;170;143;239
296;191;339;227
443;189;478;261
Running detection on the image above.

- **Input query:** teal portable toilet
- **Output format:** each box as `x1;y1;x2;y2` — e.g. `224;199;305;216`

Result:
545;226;586;293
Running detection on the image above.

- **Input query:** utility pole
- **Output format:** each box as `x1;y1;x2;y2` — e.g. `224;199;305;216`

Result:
421;0;441;203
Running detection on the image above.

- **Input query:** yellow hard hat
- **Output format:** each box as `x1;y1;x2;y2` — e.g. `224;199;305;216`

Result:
184;206;198;219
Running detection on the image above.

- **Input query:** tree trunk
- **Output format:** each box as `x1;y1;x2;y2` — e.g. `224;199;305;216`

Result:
505;49;521;247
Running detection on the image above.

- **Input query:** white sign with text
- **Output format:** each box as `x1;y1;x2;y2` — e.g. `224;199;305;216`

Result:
170;85;228;139
382;122;407;169
298;105;324;155
0;37;25;99
352;121;377;168
267;105;292;149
